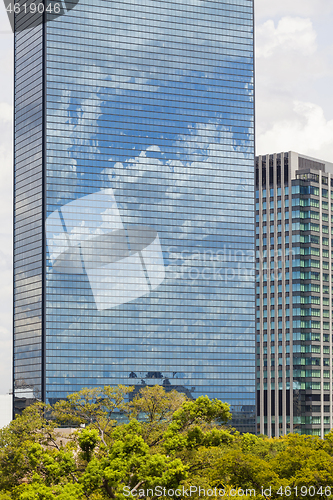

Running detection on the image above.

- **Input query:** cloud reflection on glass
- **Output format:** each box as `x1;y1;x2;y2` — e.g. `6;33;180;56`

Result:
47;189;165;309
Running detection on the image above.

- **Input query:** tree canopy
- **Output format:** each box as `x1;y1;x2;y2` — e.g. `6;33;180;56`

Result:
1;386;333;500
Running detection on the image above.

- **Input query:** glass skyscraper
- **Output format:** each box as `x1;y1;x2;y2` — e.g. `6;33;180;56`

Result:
14;0;255;430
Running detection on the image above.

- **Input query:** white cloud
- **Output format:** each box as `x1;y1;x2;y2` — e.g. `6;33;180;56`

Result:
256;17;317;58
256;16;326;91
0;272;12;395
0;102;12;122
255;0;333;21
255;4;333;162
257;101;333;161
0;28;13;394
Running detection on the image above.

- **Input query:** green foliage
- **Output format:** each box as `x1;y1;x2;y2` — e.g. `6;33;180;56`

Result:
52;385;133;445
171;396;232;428
2;386;333;499
127;386;187;449
214;450;281;494
0;493;12;500
11;482;85;500
79;425;187;498
128;385;187;424
78;429;100;462
163;396;232;453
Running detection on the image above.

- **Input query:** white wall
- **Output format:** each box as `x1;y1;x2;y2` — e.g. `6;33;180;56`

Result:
0;395;12;428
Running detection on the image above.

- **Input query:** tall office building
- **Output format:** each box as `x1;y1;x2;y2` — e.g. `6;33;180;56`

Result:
256;151;333;438
14;0;255;430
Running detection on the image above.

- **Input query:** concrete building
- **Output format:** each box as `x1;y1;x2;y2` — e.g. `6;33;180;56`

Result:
256;151;333;437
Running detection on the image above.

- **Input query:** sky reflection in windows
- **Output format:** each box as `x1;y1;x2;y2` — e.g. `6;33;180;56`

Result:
43;0;255;429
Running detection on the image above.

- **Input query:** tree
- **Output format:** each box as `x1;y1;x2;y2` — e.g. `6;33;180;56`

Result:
0;386;191;499
0;402;59;491
52;385;133;446
127;385;187;448
212;449;282;500
128;385;187;425
3;385;333;500
270;434;333;499
163;396;232;453
80;421;188;499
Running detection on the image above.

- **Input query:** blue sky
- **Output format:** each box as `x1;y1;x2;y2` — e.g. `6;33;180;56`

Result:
0;0;332;394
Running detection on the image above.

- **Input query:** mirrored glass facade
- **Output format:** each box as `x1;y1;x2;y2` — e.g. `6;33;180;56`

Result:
14;23;43;410
14;0;255;430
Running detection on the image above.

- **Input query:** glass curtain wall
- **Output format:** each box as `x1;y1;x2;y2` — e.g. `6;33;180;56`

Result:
13;21;44;413
15;0;256;430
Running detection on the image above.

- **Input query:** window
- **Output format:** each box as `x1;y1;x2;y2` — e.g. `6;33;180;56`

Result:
307;186;319;196
306;370;321;378
305;415;321;423
310;211;320;220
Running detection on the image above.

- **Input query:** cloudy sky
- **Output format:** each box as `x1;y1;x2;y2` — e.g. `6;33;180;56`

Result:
0;0;332;394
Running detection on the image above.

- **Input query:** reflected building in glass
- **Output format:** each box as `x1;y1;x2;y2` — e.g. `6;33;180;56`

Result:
14;0;255;430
